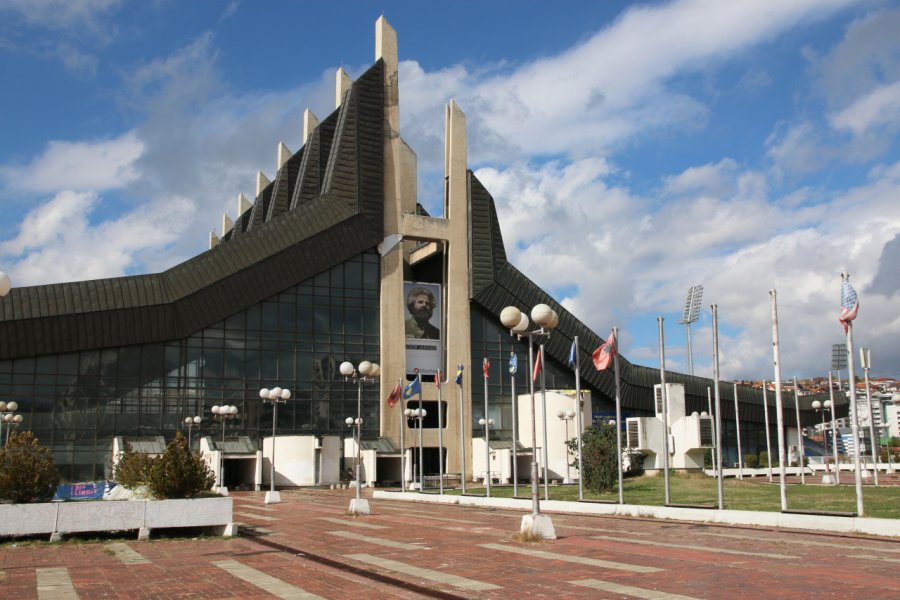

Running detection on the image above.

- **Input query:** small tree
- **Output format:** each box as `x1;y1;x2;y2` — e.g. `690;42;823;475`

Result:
567;421;619;494
114;442;155;489
758;451;770;468
147;431;215;499
744;453;759;469
0;430;60;504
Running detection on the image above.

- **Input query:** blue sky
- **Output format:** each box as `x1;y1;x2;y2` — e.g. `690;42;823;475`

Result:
1;0;899;381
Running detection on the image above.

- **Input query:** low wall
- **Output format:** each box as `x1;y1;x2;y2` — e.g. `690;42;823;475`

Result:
0;496;235;541
373;490;900;538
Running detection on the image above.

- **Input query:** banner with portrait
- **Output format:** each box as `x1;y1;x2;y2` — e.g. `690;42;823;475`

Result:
403;281;443;377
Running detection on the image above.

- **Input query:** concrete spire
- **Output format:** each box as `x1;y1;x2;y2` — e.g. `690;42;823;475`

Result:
336;67;352;108
303;109;319;143
256;171;270;197
208;230;219;249
277;142;292;170
237;192;251;216
222;213;234;236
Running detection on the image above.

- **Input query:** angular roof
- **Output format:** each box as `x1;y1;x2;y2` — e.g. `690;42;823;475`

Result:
0;61;385;360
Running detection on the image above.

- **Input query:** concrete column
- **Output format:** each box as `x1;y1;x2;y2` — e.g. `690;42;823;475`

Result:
336;67;352;108
255;171;270;197
277;142;292;170
302;109;319;143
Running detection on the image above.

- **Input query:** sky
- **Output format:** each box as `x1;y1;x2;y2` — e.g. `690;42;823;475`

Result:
1;0;898;382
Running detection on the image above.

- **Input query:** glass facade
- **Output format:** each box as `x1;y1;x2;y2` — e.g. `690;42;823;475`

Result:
0;251;381;482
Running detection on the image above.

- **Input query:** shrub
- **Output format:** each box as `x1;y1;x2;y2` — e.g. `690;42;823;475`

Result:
567;421;619;493
0;431;60;504
147;431;215;499
744;454;759;469
758;451;770;468
114;443;154;489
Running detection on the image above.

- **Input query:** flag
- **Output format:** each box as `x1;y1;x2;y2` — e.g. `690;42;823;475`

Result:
435;370;442;390
483;357;490;379
386;382;401;408
532;349;542;382
839;279;859;333
509;353;518;375
403;376;421;400
593;330;617;371
567;341;577;368
455;363;464;385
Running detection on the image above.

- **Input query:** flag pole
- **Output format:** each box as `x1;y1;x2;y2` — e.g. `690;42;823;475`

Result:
483;357;491;498
842;272;864;516
418;376;424;491
457;365;466;494
573;336;584;502
540;344;550;501
711;305;724;510
793;377;805;484
861;348;879;486
762;381;773;482
399;378;406;492
657;317;671;505
734;382;743;480
437;371;444;494
511;353;519;497
612;328;623;505
770;290;788;511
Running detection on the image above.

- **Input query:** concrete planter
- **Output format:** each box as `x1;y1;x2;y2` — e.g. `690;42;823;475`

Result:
0;496;236;542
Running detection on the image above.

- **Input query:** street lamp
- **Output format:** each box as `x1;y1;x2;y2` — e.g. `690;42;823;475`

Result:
0;271;11;297
211;404;238;494
182;416;201;450
404;407;427;491
557;409;576;484
0;402;20;446
500;303;558;540
260;386;291;504
812;400;835;485
340;360;379;515
479;417;495;497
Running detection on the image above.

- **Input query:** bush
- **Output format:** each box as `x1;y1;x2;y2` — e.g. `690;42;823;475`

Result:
147;431;215;499
114;443;154;489
0;431;60;504
744;454;759;469
758;451;770;468
567;421;619;493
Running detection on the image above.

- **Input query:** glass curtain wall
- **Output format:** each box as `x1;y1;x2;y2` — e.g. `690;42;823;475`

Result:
0;251;380;482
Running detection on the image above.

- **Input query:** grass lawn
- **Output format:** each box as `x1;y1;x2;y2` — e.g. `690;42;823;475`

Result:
445;472;900;519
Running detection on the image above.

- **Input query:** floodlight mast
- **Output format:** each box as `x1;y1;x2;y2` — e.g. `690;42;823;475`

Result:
678;284;703;375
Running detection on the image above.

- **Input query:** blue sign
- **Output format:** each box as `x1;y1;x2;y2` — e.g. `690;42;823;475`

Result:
53;481;115;501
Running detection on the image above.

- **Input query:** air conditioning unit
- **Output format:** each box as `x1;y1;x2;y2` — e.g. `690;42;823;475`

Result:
698;416;714;448
654;386;664;417
626;418;649;451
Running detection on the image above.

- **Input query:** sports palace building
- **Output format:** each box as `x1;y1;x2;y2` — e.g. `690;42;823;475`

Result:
0;18;838;488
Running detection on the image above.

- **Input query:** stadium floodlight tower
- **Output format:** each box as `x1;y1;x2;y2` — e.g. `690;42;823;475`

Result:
832;343;848;393
678;284;703;376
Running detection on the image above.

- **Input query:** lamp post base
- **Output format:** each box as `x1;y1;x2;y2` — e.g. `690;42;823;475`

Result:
821;473;835;485
348;498;370;515
520;514;556;540
264;490;282;504
216;486;229;496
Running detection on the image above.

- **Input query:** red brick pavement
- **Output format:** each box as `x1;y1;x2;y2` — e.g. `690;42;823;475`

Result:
2;488;899;599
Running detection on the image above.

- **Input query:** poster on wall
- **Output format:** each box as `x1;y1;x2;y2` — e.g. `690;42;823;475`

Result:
404;281;443;377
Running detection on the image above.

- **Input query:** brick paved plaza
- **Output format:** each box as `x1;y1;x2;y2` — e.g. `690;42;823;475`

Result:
2;488;899;599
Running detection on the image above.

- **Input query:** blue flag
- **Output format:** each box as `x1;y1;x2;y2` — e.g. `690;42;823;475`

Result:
403;375;421;400
568;341;577;368
509;353;518;375
455;363;464;385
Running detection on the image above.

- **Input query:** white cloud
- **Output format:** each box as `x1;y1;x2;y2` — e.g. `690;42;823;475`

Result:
0;131;143;193
0;0;122;33
829;81;900;136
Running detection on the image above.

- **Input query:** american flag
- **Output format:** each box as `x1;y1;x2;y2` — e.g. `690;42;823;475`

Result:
839;279;859;333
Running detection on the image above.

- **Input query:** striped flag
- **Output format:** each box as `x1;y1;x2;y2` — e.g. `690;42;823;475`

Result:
483;357;490;379
593;329;617;371
455;364;464;385
509;353;518;375
839;278;859;333
435;370;442;390
567;341;577;368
